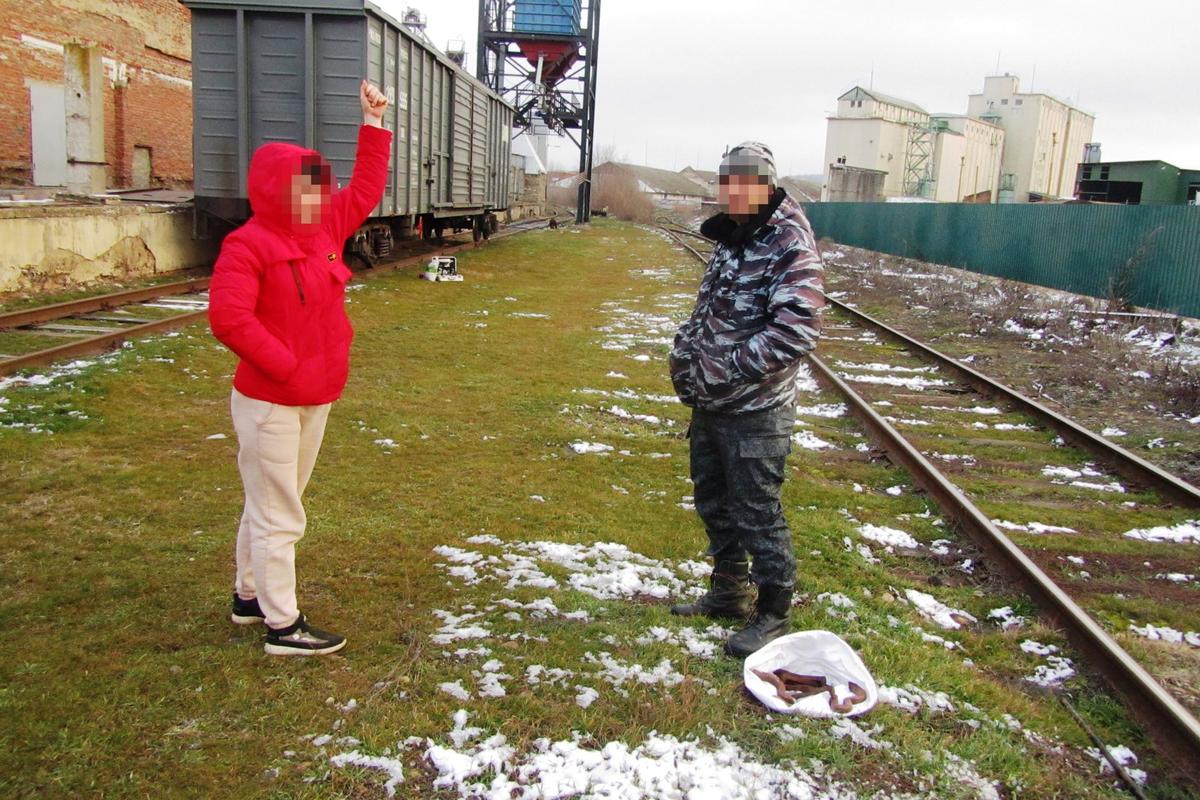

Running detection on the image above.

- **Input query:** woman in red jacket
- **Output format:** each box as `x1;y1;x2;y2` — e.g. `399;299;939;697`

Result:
208;80;392;656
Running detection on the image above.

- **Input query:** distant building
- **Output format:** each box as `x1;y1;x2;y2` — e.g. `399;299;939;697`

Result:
821;86;1004;203
929;115;1005;203
1075;160;1200;205
593;162;713;208
679;166;717;196
824;164;887;203
0;0;194;192
509;133;547;219
967;74;1094;203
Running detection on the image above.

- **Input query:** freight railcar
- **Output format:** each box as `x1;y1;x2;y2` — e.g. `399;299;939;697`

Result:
183;0;514;263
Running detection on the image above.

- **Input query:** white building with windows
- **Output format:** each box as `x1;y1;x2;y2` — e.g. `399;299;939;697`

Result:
966;75;1094;202
822;86;1004;203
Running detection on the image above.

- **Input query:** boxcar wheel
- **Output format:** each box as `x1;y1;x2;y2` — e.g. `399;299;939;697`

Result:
344;252;372;272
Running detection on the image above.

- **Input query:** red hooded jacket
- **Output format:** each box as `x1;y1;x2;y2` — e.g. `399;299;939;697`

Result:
208;124;393;406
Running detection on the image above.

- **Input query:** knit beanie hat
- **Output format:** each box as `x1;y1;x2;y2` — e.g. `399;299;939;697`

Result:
720;141;776;186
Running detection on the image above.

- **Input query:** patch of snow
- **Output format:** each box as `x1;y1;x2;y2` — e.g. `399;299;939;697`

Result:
858;524;920;551
1122;520;1200;544
987;606;1025;630
795;403;847;418
569;441;614;455
1086;744;1148;786
1025;656;1075;687
409;729;852;799
439;681;472;701
1020;640;1058;657
905;589;977;630
792;430;835;451
991;519;1076;535
1128;623;1200;648
574;686;599;708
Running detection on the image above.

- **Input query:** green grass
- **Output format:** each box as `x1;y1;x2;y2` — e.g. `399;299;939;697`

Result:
0;222;1191;798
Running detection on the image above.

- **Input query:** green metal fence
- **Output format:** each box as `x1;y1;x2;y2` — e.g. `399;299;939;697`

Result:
801;203;1200;318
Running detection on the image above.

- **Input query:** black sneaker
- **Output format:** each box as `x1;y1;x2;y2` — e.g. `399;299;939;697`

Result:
231;593;265;625
264;614;346;657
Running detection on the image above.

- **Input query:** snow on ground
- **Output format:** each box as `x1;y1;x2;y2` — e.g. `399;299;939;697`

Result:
634;623;733;660
1020;640;1058;657
438;536;706;607
838;373;951;391
904;589;976;630
833;360;937;375
876;684;956;715
991;519;1077;535
795;402;847;418
569;441;614;455
943;753;1002;800
1025;656;1076;688
858;524;920;551
410;724;859;800
921;404;1002;416
1041;464;1125;493
792;430;836;451
585;651;686;694
603;404;665;426
929;452;978;466
1086;743;1148;786
987;607;1026;630
1122;520;1200;544
1127;623;1200;648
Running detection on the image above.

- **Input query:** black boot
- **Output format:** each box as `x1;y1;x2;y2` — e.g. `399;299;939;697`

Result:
670;559;754;620
725;584;792;657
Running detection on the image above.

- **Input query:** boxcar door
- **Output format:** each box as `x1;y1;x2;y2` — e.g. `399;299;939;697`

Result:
450;75;474;207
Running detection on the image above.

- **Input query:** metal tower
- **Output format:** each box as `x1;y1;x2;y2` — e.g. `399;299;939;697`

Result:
903;121;936;199
477;0;601;222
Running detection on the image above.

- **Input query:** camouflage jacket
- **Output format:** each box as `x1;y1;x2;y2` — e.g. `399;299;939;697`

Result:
669;189;825;413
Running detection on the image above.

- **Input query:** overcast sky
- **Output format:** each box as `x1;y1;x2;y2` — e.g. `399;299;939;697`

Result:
381;0;1199;176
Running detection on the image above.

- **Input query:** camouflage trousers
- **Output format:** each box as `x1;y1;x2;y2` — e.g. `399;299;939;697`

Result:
688;403;796;589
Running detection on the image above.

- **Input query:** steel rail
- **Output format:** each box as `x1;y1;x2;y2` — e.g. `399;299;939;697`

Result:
0;311;208;376
824;297;1200;507
0;278;211;331
807;357;1200;782
1;220;564;380
664;224;1200;785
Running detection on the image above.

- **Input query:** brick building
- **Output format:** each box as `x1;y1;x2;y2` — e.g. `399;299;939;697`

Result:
0;0;193;192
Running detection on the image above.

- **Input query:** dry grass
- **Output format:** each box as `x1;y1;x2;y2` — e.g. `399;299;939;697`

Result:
546;170;656;224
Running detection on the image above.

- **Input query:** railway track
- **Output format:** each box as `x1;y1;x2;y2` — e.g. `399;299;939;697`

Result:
0;215;568;380
659;224;1200;786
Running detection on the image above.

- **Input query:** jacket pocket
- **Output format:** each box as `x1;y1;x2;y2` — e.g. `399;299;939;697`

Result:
738;435;792;459
330;260;352;285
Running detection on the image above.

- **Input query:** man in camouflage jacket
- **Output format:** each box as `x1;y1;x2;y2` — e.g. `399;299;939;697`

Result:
668;142;825;657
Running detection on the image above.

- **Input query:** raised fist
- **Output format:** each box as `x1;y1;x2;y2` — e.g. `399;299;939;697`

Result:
361;80;388;126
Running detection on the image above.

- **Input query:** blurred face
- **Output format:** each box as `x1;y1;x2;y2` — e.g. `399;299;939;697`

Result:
719;173;772;217
290;157;332;226
290;173;328;226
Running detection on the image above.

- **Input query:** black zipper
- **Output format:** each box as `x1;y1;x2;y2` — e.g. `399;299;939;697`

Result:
289;262;307;305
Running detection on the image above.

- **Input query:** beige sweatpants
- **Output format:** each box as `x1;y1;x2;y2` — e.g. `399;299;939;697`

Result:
230;388;331;629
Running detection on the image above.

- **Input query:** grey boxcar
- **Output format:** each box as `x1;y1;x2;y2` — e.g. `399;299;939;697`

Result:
184;0;513;258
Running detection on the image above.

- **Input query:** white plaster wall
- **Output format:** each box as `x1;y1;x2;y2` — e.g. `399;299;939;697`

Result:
0;206;217;295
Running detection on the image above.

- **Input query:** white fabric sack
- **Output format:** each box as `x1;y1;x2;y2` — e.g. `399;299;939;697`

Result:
743;629;878;717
